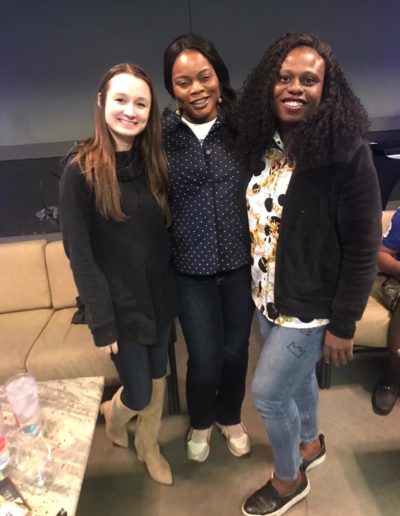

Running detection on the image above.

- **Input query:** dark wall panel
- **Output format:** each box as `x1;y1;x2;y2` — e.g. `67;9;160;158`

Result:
0;158;61;236
1;0;400;236
1;0;399;148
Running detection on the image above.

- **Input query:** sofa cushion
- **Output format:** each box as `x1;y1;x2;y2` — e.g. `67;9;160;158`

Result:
45;241;78;309
0;309;54;383
0;240;51;313
26;308;119;385
354;276;390;348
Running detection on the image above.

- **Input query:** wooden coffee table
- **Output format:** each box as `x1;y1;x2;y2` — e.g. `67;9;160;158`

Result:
0;376;104;516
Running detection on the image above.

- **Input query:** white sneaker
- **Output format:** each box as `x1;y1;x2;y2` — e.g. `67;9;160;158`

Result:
217;423;251;457
187;426;213;462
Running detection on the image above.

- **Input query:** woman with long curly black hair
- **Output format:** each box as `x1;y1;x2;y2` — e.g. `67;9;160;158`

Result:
236;32;370;171
236;33;381;516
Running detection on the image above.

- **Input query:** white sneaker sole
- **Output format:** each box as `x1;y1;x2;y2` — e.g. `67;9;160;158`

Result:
305;452;326;472
227;441;251;458
186;427;212;463
216;423;251;458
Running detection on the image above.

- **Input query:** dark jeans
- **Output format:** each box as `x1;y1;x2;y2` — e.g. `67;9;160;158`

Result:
111;324;171;411
177;265;254;429
386;299;400;384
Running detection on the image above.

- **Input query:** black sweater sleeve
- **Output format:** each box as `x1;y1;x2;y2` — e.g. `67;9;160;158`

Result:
328;142;382;339
59;162;118;346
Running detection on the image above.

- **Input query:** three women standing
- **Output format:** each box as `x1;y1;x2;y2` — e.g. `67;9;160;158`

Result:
60;64;179;485
60;34;381;514
162;34;254;462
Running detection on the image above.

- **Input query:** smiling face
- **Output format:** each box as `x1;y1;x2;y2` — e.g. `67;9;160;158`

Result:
99;73;152;151
273;46;325;137
171;50;220;123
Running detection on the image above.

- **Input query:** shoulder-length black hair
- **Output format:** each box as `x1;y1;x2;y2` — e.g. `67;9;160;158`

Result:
235;32;369;170
163;33;236;111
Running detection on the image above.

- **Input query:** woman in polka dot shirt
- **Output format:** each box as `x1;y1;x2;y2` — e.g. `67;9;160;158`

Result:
162;34;254;463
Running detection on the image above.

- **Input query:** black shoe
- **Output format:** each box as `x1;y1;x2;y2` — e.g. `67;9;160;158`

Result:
242;469;310;516
372;379;399;415
300;434;326;472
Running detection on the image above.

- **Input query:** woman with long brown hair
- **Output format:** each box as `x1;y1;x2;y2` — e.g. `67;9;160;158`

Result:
59;63;179;485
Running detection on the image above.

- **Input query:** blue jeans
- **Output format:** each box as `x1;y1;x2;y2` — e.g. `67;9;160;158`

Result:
177;265;254;428
111;324;171;411
253;310;326;480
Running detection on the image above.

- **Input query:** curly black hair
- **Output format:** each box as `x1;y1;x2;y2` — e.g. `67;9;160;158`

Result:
234;32;369;170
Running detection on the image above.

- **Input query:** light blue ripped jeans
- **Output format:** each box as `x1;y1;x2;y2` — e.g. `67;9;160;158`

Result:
252;309;326;480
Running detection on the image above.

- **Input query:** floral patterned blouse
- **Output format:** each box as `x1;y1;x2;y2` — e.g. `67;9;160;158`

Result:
246;133;329;328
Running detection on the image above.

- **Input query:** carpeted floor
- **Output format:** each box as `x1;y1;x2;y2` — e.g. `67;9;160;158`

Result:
76;321;400;516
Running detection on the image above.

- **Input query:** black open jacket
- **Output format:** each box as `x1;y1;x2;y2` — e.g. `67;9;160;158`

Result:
248;139;381;339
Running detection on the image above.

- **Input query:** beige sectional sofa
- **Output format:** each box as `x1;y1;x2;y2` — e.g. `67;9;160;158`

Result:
0;238;181;414
0;238;120;385
3;211;393;395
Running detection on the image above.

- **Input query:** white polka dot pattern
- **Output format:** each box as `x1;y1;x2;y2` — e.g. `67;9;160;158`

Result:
162;113;249;275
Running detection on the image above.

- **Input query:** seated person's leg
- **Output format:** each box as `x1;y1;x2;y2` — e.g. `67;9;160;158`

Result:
372;301;400;414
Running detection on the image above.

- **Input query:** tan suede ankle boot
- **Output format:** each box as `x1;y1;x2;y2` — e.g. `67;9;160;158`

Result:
134;377;173;485
100;386;138;447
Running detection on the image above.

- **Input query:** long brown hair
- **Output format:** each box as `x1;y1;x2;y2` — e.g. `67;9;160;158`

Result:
73;63;169;221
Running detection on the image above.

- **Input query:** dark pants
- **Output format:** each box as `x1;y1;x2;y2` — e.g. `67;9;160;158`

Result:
111;324;171;411
177;265;254;429
386;300;400;384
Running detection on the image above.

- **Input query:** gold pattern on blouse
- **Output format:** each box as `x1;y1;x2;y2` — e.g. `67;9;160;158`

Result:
247;134;329;329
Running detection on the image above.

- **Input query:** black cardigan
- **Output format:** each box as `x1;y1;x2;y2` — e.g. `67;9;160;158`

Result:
270;140;381;339
59;151;179;347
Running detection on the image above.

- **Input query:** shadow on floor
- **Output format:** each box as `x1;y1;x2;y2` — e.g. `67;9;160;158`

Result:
354;448;400;516
329;352;387;392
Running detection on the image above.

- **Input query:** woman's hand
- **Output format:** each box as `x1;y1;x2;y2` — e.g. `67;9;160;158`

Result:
323;330;353;366
101;341;119;355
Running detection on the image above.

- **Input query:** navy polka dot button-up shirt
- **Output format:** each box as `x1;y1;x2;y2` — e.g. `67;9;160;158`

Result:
162;112;250;275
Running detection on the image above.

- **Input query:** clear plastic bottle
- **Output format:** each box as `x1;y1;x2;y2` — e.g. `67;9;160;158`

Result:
0;407;10;470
